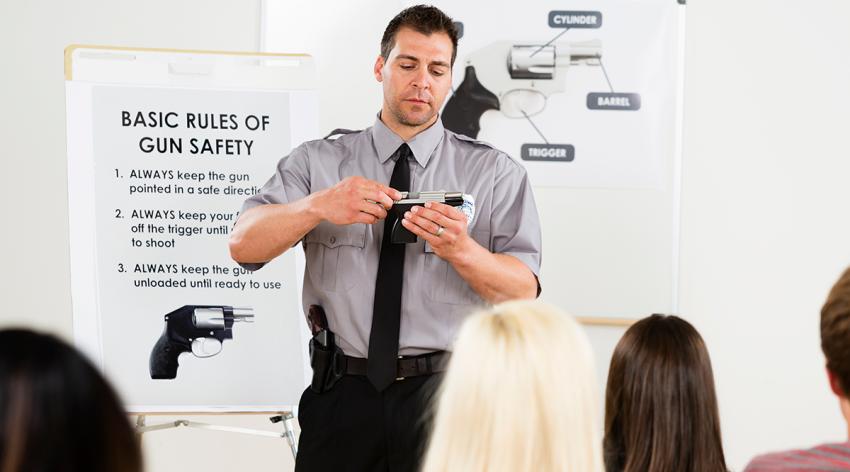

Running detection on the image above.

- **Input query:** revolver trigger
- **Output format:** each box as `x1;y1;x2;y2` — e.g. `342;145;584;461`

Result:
191;338;223;358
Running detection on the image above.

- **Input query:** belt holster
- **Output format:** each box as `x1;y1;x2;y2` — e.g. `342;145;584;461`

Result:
307;305;345;393
309;330;346;393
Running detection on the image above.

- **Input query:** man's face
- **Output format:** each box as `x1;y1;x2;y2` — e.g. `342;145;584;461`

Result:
374;27;453;128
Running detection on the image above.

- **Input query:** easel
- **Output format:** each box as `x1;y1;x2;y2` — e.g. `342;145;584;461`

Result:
65;45;317;466
134;411;299;459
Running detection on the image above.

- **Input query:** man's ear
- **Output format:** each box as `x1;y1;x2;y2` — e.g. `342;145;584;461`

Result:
374;56;385;82
828;368;845;397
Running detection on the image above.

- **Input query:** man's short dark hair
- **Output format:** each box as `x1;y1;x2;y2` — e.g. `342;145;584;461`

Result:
381;5;459;66
822;266;850;393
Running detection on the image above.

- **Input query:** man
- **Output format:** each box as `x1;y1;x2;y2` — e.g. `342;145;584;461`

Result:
229;5;541;471
745;266;850;471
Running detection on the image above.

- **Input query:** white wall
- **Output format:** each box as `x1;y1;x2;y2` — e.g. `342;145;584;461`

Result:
0;1;297;471
680;0;850;468
0;0;261;334
3;0;850;471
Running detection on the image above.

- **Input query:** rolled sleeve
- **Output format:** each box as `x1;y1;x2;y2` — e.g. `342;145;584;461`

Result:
235;144;312;271
489;156;543;289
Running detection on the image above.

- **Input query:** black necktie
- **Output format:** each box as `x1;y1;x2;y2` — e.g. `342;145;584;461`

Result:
367;143;411;391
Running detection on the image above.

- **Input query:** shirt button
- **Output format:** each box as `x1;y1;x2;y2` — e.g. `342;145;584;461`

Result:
330;236;336;244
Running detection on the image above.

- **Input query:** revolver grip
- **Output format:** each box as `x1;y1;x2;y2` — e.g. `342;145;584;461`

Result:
149;332;188;380
442;65;500;139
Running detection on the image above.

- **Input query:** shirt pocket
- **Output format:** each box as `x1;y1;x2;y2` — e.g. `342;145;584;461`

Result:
303;223;367;292
425;230;490;306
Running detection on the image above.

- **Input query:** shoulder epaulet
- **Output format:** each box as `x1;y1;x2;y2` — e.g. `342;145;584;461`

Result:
323;128;361;140
451;132;497;150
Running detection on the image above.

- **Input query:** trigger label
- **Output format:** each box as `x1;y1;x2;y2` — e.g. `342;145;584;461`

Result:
521;143;575;162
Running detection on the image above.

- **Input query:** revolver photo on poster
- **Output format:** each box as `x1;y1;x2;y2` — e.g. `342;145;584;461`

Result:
443;39;605;141
150;305;254;380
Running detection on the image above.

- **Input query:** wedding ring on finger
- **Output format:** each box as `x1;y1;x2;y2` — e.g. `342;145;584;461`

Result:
365;199;386;210
435;226;445;237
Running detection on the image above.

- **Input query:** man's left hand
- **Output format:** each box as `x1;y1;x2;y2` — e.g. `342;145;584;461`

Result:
400;201;473;263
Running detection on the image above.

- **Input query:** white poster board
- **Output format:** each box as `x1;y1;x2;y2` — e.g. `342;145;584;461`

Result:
262;0;685;321
443;3;681;191
65;46;319;412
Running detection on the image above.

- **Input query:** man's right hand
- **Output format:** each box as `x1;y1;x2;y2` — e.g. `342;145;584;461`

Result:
309;176;402;226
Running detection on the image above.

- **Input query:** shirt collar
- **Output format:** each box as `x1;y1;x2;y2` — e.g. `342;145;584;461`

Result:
371;112;444;167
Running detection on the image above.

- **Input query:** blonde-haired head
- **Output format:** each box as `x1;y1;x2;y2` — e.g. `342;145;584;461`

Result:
421;300;602;472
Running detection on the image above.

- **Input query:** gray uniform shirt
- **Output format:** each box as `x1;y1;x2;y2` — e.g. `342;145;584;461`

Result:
240;116;542;357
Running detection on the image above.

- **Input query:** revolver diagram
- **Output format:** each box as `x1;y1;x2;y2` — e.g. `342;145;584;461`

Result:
442;39;603;139
149;305;254;380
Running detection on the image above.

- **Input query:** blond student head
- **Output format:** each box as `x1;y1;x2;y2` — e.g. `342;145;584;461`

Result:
421;300;602;472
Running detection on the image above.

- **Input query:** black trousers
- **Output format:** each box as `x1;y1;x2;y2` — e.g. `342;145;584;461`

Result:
295;373;443;472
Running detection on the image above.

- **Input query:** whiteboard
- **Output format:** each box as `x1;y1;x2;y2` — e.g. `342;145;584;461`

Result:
65;46;319;412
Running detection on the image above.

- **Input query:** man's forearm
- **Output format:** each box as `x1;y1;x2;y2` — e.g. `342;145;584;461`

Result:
230;176;402;265
229;196;321;264
449;242;538;304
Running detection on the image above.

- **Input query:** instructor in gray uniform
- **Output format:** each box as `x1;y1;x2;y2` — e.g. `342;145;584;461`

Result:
229;5;541;472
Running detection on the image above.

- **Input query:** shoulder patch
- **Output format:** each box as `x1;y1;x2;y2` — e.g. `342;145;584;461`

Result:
323;128;361;140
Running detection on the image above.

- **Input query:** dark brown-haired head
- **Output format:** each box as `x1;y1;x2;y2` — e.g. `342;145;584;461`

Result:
0;329;142;472
822;266;850;396
381;5;459;66
604;315;727;472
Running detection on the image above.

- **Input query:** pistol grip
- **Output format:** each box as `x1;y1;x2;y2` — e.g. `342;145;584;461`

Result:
390;203;417;244
149;332;188;380
391;218;418;244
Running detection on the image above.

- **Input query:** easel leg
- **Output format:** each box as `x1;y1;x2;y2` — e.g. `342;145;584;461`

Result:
135;414;146;449
281;411;298;459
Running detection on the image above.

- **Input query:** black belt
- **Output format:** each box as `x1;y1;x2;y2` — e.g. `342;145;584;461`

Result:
345;351;449;380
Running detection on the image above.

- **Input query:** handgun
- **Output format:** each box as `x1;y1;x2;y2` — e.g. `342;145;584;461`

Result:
442;40;602;138
391;191;464;244
149;305;254;380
